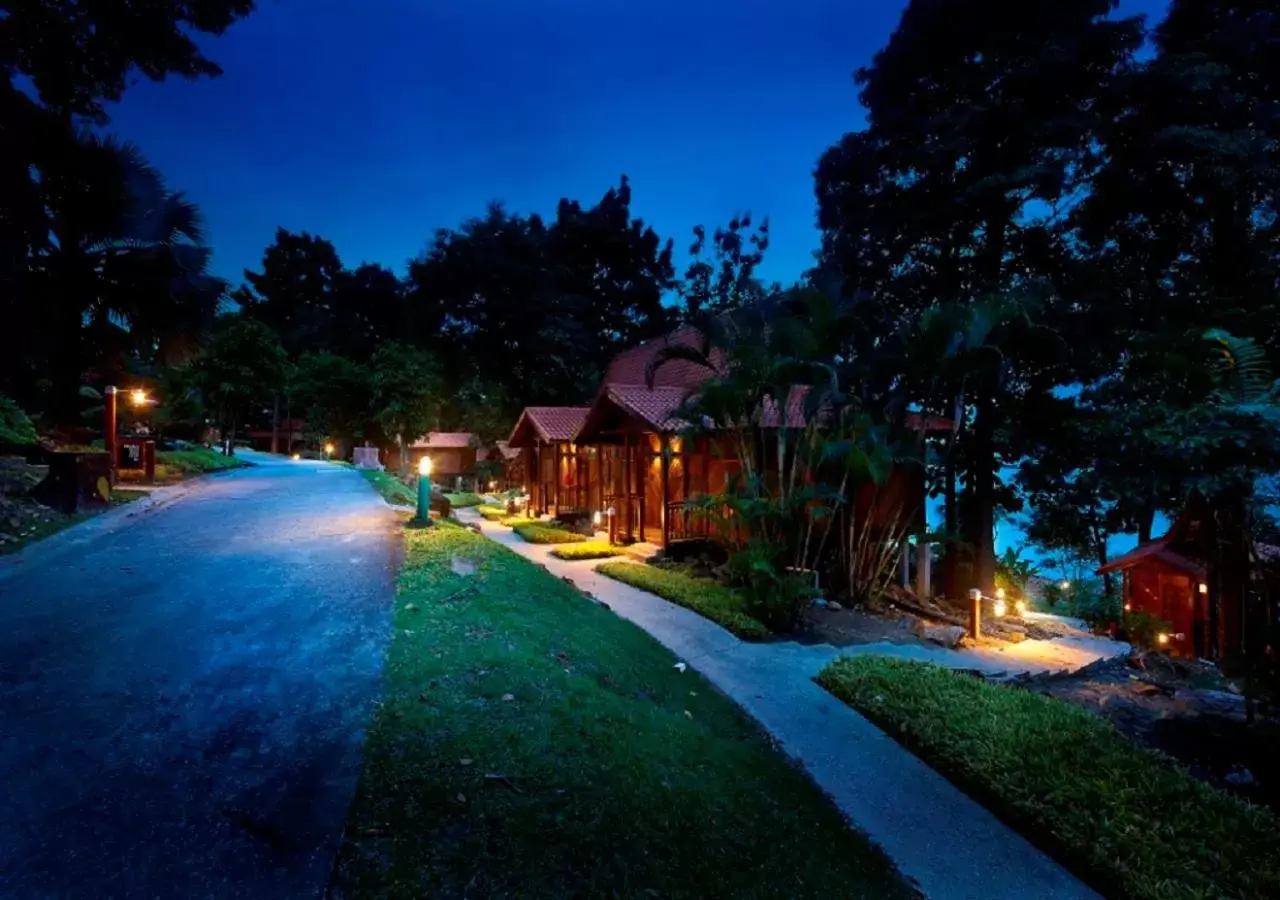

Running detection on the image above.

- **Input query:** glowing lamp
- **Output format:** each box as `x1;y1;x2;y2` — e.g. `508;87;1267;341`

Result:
1014;599;1027;616
993;598;1007;617
323;442;335;456
291;453;301;461
995;587;1006;600
1157;632;1170;646
1123;602;1132;612
592;511;602;526
489;480;497;490
129;389;149;407
1198;582;1208;595
1060;580;1071;591
419;456;433;477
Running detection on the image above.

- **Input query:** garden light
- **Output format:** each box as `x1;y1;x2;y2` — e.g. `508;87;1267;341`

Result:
968;588;982;639
489;480;497;490
1198;582;1208;595
1014;599;1027;616
291;453;301;461
1157;632;1170;646
323;442;335;457
995;587;1006;600
129;389;149;407
993;597;1007;618
1123;601;1132;612
1060;580;1071;591
592;511;602;526
413;455;433;527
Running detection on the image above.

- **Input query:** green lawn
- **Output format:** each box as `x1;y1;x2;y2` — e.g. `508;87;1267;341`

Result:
360;469;416;506
333;523;908;899
476;504;508;521
155;446;250;477
511;521;587;544
817;656;1280;900
550;540;623;560
595;561;771;641
444;491;482;507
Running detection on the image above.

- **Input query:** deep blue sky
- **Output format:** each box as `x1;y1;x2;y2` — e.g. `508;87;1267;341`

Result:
105;0;1169;290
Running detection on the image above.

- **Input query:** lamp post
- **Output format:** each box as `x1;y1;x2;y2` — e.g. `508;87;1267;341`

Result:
413;456;434;526
103;386;118;481
968;588;982;639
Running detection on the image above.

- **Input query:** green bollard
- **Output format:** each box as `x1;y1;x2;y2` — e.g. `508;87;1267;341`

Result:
413;457;434;527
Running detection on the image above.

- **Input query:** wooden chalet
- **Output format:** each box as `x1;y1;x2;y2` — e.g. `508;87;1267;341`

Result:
408;432;479;488
506;407;591;516
1099;494;1263;660
511;326;949;550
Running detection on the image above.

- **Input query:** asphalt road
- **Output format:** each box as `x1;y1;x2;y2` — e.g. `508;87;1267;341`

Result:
0;453;398;899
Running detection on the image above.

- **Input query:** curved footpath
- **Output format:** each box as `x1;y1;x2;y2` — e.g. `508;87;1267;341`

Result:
458;507;1105;900
0;452;398;898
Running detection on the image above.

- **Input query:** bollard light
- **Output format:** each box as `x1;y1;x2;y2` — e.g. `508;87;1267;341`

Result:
1014;599;1027;617
993;597;1007;618
968;588;982;640
324;441;335;458
413;456;434;527
592;510;602;527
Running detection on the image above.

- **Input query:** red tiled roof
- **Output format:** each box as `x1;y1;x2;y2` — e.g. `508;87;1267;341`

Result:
477;440;523;461
604;385;692;431
507;406;590;445
409;432;476;449
1097;537;1206;578
603;325;725;389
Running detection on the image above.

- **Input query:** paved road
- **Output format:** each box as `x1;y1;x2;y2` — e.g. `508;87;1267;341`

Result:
0;453;398;899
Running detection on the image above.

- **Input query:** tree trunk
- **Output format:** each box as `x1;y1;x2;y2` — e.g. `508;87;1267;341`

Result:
943;442;958;600
270;392;280;454
1137;507;1155;545
966;392;996;598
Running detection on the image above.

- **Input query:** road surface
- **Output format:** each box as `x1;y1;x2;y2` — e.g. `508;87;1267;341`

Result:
0;453;398;898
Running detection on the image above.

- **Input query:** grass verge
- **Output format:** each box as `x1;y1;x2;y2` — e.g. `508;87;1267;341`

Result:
444;491;482;508
511;521;587;544
333;523;908;899
594;561;770;641
550;540;623;561
155;447;250;477
500;514;534;526
476;504;508;521
360;469;415;506
816;656;1280;900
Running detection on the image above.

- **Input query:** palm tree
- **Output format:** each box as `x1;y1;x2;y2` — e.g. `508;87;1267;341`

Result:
29;131;224;421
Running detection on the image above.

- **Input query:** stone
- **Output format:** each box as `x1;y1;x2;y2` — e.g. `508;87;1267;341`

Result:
897;612;922;633
922;624;966;649
1004;631;1027;644
812;597;828;609
827;601;844;612
1225;766;1255;786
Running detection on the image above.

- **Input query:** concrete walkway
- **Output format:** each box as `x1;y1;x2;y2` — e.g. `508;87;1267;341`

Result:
458;509;1102;900
0;452;398;899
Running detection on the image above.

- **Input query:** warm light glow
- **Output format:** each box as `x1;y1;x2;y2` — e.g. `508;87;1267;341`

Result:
995;587;1006;600
1060;580;1071;591
489;480;497;490
592;511;602;526
1015;599;1027;616
1123;602;1132;612
129;389;149;407
291;453;301;461
419;456;433;477
606;506;615;517
323;442;335;456
1198;582;1208;595
1157;632;1170;646
993;598;1007;617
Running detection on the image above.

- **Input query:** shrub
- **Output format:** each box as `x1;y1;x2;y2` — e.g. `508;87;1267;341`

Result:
500;514;534;526
817;656;1280;900
1122;611;1173;650
595;561;770;641
511;522;587;544
156;447;248;476
0;395;38;446
476;504;507;521
729;543;817;632
551;541;623;561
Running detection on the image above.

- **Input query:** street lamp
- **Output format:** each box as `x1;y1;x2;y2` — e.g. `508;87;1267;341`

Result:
129;389;150;407
413;456;434;527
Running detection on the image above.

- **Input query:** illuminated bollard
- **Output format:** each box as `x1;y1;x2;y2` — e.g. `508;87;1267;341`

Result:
969;588;982;640
413;456;434;527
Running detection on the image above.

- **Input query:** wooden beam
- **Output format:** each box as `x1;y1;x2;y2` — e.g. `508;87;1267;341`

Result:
623;432;632;540
637;435;647;543
661;436;671;548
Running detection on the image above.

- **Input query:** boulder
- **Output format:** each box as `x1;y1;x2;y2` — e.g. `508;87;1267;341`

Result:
922;624;967;649
429;489;451;518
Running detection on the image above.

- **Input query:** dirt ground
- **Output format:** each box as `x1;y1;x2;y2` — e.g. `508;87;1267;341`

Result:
0;456;69;552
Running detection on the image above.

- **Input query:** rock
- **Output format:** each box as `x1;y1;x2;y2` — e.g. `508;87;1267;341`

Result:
1004;631;1027;643
812;597;828;609
922;624;967;649
827;601;843;612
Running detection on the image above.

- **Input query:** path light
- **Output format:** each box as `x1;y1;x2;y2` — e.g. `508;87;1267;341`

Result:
1198;582;1208;595
291;453;301;461
1123;601;1132;612
993;596;1007;618
489;480;497;490
129;389;149;407
323;441;335;458
413;456;434;527
968;588;982;639
1015;599;1027;617
1157;632;1170;646
1060;580;1071;591
592;510;602;527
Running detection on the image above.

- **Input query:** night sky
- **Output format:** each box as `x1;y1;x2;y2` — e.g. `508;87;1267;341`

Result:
105;0;1170;290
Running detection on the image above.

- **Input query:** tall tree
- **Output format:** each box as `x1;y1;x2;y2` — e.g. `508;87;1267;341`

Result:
194;316;287;454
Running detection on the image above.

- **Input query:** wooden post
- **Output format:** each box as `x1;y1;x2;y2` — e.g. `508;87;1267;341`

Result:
901;542;911;588
103;386;118;484
916;541;932;598
623;432;632;541
968;588;982;640
661;436;671;548
637;436;647;543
